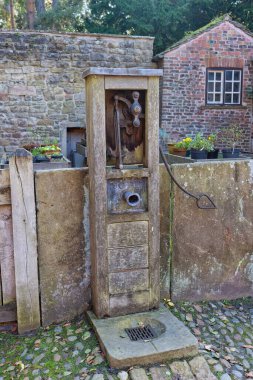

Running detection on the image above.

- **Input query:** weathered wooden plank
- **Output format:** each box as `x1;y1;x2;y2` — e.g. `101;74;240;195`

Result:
109;245;148;272
145;77;160;309
0;268;2;306
109;290;150;316
0;169;10;187
83;67;163;78
0;302;17;323
0;186;11;205
105;76;148;90
107;221;148;248
0;170;11;205
0;205;16;304
106;168;150;179
86;75;109;318
109;269;149;295
9;149;40;334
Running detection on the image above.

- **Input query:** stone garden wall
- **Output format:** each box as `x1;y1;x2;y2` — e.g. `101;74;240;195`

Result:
34;161;253;326
0;31;154;153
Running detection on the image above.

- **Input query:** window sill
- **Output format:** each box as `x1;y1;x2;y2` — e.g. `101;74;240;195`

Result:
199;105;248;110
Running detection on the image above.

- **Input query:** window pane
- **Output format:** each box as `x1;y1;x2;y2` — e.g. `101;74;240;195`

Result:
216;72;222;81
233;94;239;103
215;94;221;102
208;72;214;80
234;82;240;92
234;71;241;81
207;94;213;102
208;82;214;92
225;71;232;80
215;82;221;92
225;94;232;103
225;82;232;92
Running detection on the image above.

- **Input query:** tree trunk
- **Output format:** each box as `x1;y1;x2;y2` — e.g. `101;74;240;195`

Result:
26;0;36;29
9;0;15;29
35;0;45;15
52;0;58;9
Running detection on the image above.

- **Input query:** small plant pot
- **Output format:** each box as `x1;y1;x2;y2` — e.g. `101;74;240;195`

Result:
35;155;50;163
207;149;219;159
222;148;240;159
173;148;187;157
51;154;63;159
190;149;208;160
167;143;176;154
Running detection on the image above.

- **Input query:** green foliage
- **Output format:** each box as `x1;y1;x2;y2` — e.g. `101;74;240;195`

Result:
189;133;214;152
35;0;87;32
218;124;243;150
0;0;252;54
31;144;61;156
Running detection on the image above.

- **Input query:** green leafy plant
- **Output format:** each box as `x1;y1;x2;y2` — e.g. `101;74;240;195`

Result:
218;124;243;152
175;137;193;150
31;145;61;157
189;133;214;152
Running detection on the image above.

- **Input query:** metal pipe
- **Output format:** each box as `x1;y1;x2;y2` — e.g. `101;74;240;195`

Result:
124;191;141;207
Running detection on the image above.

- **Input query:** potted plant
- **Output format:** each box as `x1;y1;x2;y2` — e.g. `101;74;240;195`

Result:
31;144;62;162
173;137;192;157
207;134;219;159
219;124;243;158
189;133;213;159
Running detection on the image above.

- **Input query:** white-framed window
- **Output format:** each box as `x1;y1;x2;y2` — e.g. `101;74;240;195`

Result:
206;69;242;105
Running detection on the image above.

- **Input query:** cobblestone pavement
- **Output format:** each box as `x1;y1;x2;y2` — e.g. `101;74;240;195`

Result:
0;298;252;379
171;297;253;380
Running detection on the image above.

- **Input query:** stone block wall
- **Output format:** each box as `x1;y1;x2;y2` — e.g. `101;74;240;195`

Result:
159;21;253;151
0;31;154;152
33;162;253;326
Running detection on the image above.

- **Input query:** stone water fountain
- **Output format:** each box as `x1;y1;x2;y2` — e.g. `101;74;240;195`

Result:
83;67;198;367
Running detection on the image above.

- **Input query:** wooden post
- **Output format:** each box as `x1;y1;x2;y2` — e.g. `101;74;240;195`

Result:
85;75;108;318
9;149;40;334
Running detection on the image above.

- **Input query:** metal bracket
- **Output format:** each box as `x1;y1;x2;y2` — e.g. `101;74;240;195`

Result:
160;146;216;210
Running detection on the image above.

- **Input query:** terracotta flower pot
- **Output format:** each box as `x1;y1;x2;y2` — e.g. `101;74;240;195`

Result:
172;148;187;157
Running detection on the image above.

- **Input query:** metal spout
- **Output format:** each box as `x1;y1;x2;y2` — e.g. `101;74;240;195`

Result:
124;191;141;207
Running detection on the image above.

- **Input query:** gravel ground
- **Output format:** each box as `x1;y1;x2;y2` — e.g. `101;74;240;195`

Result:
0;297;252;380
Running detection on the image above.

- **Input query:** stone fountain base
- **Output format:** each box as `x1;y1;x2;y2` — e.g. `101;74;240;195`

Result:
87;304;198;368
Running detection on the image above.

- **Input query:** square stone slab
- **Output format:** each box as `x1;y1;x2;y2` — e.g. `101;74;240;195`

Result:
87;305;198;368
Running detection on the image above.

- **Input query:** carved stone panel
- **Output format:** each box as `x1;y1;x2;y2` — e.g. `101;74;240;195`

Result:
107;221;149;248
107;178;148;214
109;269;149;295
108;245;148;271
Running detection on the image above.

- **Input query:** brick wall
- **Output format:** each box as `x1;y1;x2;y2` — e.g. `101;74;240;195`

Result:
160;21;253;151
0;31;154;152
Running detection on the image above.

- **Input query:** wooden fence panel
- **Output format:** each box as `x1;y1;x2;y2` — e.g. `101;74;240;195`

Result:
0;205;16;305
9;149;40;334
0;169;15;307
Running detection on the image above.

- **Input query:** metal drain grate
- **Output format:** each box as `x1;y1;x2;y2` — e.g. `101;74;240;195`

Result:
125;324;157;341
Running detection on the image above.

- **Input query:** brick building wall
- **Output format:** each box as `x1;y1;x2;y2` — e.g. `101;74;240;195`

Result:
0;31;154;154
158;20;253;151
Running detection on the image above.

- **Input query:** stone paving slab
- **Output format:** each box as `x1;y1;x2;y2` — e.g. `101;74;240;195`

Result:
149;366;171;379
130;368;149;379
87;305;198;368
169;360;195;380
